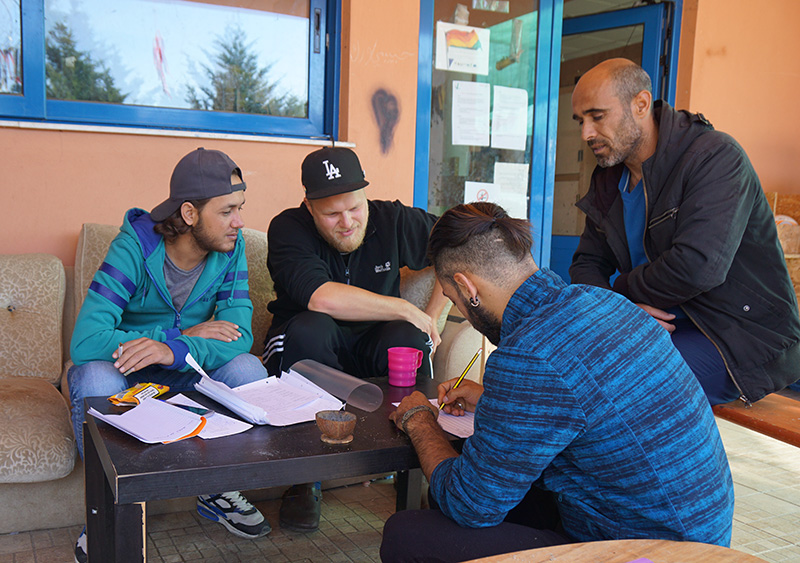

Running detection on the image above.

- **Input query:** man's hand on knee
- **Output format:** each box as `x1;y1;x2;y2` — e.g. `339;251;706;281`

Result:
114;338;175;374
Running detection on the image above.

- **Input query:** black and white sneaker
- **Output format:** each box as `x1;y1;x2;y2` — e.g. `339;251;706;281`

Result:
74;527;87;563
197;491;271;538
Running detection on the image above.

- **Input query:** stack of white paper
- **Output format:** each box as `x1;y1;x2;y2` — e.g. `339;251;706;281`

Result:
88;399;205;444
194;370;344;426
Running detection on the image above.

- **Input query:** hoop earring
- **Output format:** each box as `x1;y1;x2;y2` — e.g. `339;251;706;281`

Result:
469;296;480;307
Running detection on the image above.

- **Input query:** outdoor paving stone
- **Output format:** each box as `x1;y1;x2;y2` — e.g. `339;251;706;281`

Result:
154;537;175;548
327;534;357;552
24;544;72;563
0;534;31;555
256;550;289;562
6;553;34;563
348;529;382;547
27;530;54;549
157;544;179;555
333;524;357;535
311;536;341;554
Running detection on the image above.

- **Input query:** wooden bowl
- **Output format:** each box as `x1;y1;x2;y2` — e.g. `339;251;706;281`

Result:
315;410;356;444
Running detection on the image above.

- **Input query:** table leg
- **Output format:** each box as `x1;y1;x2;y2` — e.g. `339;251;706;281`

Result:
394;468;423;511
84;422;146;562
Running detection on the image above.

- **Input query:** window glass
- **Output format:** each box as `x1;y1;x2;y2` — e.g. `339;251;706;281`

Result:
563;0;638;18
1;0;22;94
44;0;309;117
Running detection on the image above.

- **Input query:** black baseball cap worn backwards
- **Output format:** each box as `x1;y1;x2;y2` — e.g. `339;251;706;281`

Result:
302;147;369;200
150;147;246;222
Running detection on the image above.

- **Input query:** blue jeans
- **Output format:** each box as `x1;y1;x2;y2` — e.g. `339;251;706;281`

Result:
670;318;740;406
68;353;267;457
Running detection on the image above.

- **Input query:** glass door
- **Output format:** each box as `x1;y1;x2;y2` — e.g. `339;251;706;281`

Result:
414;0;562;264
548;2;669;281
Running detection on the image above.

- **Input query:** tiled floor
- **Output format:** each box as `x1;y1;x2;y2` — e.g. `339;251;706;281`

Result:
2;419;799;563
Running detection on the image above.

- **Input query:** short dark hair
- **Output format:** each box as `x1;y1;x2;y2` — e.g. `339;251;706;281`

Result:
428;202;534;287
152;198;210;243
611;63;652;105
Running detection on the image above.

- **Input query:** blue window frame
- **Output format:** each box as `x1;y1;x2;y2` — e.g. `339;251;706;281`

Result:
1;0;339;138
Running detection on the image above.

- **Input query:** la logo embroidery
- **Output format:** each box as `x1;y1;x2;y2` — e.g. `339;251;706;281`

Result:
323;160;341;180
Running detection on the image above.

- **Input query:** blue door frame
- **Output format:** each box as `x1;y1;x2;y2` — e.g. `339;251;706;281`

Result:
413;1;681;270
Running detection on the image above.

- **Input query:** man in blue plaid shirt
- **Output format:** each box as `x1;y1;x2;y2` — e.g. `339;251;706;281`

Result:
381;202;734;563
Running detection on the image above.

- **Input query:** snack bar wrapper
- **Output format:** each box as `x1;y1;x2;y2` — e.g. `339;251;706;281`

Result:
108;382;169;406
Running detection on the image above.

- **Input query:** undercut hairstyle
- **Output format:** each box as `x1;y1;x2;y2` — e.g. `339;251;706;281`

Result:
152;198;210;243
611;63;652;105
428;202;534;288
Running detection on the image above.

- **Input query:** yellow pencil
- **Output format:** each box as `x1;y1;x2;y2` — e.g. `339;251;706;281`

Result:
439;347;482;410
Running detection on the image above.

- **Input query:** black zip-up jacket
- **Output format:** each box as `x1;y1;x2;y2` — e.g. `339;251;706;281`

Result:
266;199;438;330
570;101;800;403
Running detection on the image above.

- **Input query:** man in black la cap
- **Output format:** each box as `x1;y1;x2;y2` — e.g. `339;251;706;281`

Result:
263;146;450;532
68;148;271;562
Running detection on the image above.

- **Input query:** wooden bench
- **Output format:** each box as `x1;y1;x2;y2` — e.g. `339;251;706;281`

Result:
712;389;800;448
466;538;767;562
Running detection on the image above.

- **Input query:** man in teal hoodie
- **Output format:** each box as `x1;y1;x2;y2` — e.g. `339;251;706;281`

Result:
68;148;270;563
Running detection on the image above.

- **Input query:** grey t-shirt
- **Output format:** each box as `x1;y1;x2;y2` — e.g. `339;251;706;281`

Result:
164;254;206;311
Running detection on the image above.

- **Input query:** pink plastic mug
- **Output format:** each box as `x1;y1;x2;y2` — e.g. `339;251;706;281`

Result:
387;347;423;387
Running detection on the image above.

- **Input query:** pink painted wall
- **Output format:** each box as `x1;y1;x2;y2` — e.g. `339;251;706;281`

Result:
0;0;420;265
678;0;800;194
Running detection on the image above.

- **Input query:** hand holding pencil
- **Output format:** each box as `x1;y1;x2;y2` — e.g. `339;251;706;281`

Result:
437;348;483;415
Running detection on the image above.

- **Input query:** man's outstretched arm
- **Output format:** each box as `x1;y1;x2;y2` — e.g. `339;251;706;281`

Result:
308;282;439;342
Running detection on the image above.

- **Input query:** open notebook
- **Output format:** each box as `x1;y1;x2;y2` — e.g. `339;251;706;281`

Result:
88;398;206;444
191;356;384;426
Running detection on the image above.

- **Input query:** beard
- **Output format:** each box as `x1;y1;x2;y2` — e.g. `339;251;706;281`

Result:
191;216;232;254
313;205;369;254
589;109;643;168
319;223;366;254
458;289;503;346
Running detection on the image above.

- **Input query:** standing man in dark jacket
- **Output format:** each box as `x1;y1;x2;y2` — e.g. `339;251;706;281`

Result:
569;58;800;406
262;146;449;532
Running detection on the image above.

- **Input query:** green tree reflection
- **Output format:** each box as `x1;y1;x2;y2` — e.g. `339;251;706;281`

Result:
45;22;126;103
186;26;306;117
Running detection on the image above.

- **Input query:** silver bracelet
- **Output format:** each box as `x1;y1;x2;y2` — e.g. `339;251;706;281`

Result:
400;405;435;434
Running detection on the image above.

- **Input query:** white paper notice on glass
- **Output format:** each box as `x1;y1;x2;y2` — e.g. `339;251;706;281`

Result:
452;81;490;147
491;86;528;151
464;181;499;205
435;21;490;76
493;162;530;219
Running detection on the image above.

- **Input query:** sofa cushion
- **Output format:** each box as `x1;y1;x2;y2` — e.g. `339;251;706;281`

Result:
0;254;65;384
0;378;76;483
72;223;119;322
240;228;274;354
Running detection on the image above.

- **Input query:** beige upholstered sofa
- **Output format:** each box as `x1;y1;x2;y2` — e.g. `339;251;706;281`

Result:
0;254;82;534
1;223;484;534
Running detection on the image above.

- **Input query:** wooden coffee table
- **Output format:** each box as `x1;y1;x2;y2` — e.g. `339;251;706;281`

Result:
83;378;446;562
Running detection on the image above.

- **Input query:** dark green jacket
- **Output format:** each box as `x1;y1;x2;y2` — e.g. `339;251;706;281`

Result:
570;101;800;403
